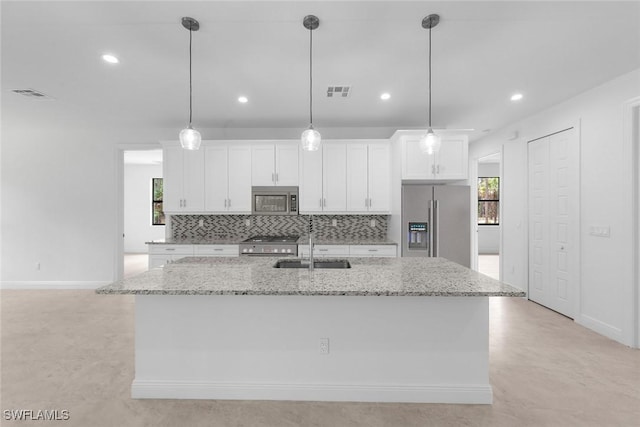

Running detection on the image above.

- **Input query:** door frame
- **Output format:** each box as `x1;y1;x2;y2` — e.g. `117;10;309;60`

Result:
473;153;502;277
114;143;162;281
623;97;640;348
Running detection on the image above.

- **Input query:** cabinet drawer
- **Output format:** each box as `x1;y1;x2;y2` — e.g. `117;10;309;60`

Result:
194;245;239;256
148;245;194;255
349;245;397;257
298;245;349;257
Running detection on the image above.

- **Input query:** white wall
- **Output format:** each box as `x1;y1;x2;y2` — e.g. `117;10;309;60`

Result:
469;68;640;347
124;163;164;253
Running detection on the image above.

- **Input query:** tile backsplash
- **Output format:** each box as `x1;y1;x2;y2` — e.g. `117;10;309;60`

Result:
170;214;388;241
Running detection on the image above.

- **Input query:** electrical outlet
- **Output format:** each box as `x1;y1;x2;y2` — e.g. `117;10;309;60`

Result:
370;219;376;228
198;219;204;227
319;338;329;355
332;219;337;227
245;219;251;227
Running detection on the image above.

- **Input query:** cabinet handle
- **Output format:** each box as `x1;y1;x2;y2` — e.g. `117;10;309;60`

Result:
323;198;326;207
224;199;227;208
437;164;440;174
319;249;328;252
275;173;279;182
368;198;372;208
272;173;275;183
368;249;379;252
214;248;223;251
431;165;435;175
320;198;323;208
165;248;176;251
183;199;187;208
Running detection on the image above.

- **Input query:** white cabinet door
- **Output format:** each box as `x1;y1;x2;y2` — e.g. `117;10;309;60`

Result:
204;145;228;212
251;145;276;186
323;142;347;212
367;143;390;212
163;145;205;212
182;149;205;211
227;145;252;212
346;144;369;212
401;137;433;180
349;245;397;257
435;135;468;180
163;145;183;212
275;143;299;186
299;148;323;213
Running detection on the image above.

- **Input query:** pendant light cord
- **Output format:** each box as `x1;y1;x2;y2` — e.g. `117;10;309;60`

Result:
428;24;432;128
189;25;193;126
309;26;313;127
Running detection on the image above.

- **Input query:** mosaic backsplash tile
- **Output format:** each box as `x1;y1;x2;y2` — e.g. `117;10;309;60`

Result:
170;214;388;241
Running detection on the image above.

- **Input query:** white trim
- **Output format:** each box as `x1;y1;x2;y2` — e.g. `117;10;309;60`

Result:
576;314;623;342
0;281;110;290
623;96;640;348
131;380;493;404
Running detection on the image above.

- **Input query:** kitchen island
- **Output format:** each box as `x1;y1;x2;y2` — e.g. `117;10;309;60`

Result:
97;257;524;404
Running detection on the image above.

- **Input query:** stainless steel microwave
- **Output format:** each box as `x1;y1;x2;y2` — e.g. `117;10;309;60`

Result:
251;186;299;215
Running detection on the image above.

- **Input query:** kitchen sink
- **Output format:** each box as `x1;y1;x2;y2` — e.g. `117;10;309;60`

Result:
273;259;351;269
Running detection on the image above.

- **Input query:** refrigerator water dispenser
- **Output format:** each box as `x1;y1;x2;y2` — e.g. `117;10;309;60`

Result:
408;222;428;251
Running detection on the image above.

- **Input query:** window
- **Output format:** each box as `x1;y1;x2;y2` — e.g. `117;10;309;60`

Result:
152;178;165;226
478;177;499;225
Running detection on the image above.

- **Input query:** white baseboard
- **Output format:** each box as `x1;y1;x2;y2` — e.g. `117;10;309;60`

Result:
577;314;625;343
0;281;110;290
131;380;493;404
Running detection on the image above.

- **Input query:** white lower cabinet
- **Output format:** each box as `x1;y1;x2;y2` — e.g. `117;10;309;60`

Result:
148;244;239;269
349;245;397;257
298;244;398;258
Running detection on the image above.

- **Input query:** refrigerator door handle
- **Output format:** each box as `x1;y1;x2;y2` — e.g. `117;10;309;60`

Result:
434;200;440;257
428;200;434;257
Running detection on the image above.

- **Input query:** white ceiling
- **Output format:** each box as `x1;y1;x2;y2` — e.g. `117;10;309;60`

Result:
2;1;639;142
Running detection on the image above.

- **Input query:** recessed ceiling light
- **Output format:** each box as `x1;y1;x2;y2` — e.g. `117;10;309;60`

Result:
102;54;119;64
238;96;248;103
510;93;523;101
380;93;391;100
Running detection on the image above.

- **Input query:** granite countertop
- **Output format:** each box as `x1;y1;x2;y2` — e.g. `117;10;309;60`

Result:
96;256;525;297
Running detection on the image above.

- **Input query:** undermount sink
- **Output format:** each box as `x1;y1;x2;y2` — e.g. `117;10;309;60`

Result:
273;259;351;269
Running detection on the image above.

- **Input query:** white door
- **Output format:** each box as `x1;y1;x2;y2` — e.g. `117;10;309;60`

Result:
227;145;252;212
251;145;276;186
275;143;299;186
528;128;577;318
367;142;390;212
323;142;347;212
346;143;369;212
204;145;229;212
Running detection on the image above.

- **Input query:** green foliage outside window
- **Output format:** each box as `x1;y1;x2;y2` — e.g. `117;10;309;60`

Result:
152;178;165;226
478;177;499;225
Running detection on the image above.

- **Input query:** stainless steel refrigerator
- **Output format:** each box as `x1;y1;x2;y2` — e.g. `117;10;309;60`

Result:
401;184;471;267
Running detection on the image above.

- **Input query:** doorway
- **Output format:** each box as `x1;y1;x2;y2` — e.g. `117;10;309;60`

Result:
477;153;501;280
115;145;163;280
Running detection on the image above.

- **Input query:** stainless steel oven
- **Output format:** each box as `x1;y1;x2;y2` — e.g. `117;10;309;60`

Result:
251;186;298;215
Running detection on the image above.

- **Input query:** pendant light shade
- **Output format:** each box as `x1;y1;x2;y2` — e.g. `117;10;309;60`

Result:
179;17;201;150
419;128;441;155
420;14;441;155
301;15;321;151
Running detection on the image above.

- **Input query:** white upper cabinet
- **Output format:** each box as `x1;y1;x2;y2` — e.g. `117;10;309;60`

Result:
162;144;205;213
251;142;299;186
299;142;347;213
400;132;468;180
346;141;390;213
205;144;252;213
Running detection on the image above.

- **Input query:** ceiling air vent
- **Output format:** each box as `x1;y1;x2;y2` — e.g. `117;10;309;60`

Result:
327;85;351;98
11;89;54;100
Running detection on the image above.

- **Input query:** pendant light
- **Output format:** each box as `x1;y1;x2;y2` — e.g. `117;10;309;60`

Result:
419;14;441;155
301;15;321;151
179;17;202;150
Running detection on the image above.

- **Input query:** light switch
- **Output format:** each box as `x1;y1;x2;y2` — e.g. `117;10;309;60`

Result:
589;226;610;237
